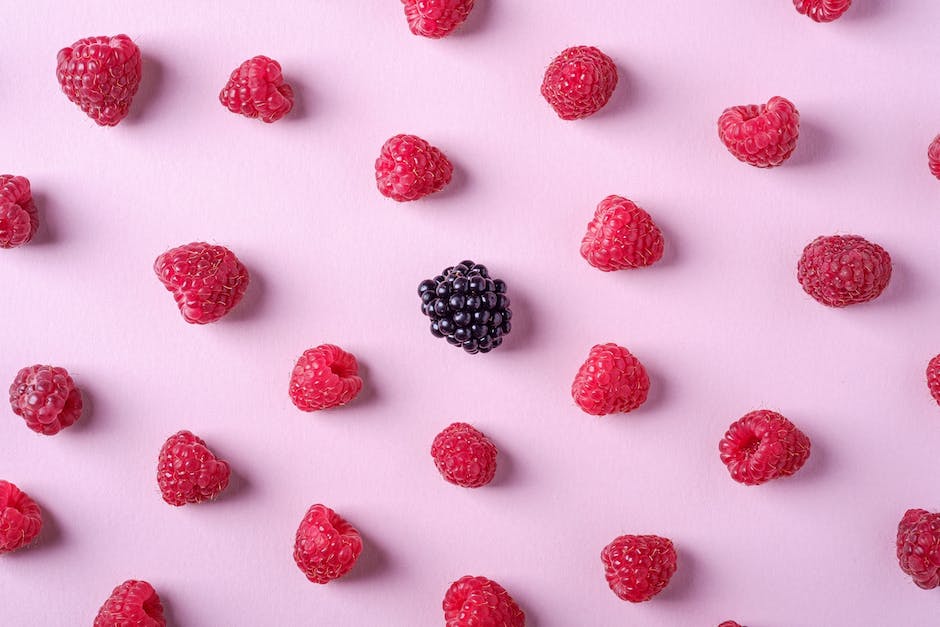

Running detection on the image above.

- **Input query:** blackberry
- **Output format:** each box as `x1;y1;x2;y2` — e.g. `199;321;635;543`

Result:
418;261;512;354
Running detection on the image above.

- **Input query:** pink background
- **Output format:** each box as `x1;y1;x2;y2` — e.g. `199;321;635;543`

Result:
2;1;939;625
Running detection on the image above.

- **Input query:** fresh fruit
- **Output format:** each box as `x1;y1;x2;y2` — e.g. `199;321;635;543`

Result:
289;344;363;411
9;365;82;435
157;430;231;506
418;261;512;354
0;175;39;249
431;422;498;488
929;135;940;180
219;55;294;123
541;46;618;120
571;343;649;416
0;481;42;554
897;509;940;589
442;575;525;627
927;355;940;406
293;504;362;583
797;234;891;307
56;34;142;126
154;242;249;324
793;0;852;22
717;96;799;167
719;409;811;485
580;195;664;271
402;0;475;38
375;134;453;201
601;534;677;602
94;580;165;627
719;622;744;627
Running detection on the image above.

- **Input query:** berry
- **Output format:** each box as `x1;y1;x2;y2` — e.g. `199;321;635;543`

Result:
719;410;811;486
601;534;677;603
797;234;891;307
418;261;512;354
293;504;362;583
289;344;363;411
793;0;852;22
719;623;745;627
0;480;42;554
94;580;165;627
897;509;940;589
442;575;525;627
571;343;649;416
928;355;940;406
541;46;618;120
375;134;453;201
431;422;498;488
9;365;82;436
717;96;800;168
0;175;39;249
56;34;142;126
154;242;249;324
219;55;294;123
402;0;475;38
929;135;940;180
156;430;231;506
580;195;664;271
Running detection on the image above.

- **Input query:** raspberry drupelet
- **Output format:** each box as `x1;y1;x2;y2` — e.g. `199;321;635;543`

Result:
0;175;39;249
154;242;249;324
718;96;800;168
219;55;294;123
797;234;891;307
431;422;498;488
719;410;811;485
897;509;940;589
601;534;677;602
0;480;42;554
289;344;363;411
401;0;475;38
580;195;664;271
94;580;165;627
928;135;940;180
9;364;82;435
443;575;525;627
541;46;618;120
375;134;453;201
793;0;852;22
572;343;650;416
293;504;363;583
56;34;142;126
927;354;940;406
157;430;231;506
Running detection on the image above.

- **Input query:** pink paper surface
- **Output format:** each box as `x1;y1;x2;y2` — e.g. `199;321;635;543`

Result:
2;1;939;625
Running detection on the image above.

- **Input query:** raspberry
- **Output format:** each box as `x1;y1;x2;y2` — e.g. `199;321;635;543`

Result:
793;0;852;22
442;575;525;627
0;480;42;554
719;410;811;486
289;345;363;411
580;195;664;271
219;55;294;123
897;508;940;589
56;34;142;126
541;46;618;120
601;534;677;603
571;343;649;416
375;134;453;202
418;261;512;354
156;430;230;506
719;622;745;627
431;422;498;488
928;355;940;406
0;175;39;249
94;580;165;627
293;504;362;583
797;234;891;307
402;0;475;38
717;96;800;168
928;135;940;180
9;365;82;436
154;242;249;324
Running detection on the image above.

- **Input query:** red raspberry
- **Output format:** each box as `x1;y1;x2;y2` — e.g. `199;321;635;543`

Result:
572;343;649;416
94;580;165;627
927;354;940;406
402;0;475;38
928;135;940;180
719;622;745;627
601;534;677;603
442;575;525;627
219;55;294;123
156;430;231;506
580;195;664;271
431;422;498;488
717;96;800;168
154;242;249;324
9;365;83;436
541;46;618;120
897;508;940;589
793;0;852;22
719;410;811;486
289;344;363;412
375;134;453;202
0;175;39;249
0;480;42;554
56;34;142;126
293;504;363;583
797;234;891;307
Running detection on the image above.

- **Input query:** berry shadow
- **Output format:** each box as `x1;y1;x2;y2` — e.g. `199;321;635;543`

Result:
879;257;918;307
490;437;519;488
499;285;537;353
26;192;58;246
844;0;886;21
218;464;252;503
787;118;835;167
351;357;379;408
158;589;180;627
127;55;166;124
652;215;680;269
70;383;98;434
434;154;471;201
227;262;267;322
590;59;637;120
638;361;669;414
344;528;390;582
786;434;829;485
283;71;311;121
453;0;494;37
657;542;696;602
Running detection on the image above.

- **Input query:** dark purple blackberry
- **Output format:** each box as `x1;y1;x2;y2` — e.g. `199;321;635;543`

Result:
418;261;512;354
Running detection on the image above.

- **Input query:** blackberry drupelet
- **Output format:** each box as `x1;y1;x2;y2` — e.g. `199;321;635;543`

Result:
418;261;512;354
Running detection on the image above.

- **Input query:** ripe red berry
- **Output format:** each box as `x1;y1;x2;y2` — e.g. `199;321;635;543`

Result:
431;422;498;488
375;134;453;202
719;622;745;627
719;410;811;486
289;344;363;412
293;504;362;583
718;96;800;168
154;242;249;324
157;430;231;506
9;365;83;436
572;343;649;416
928;135;940;180
793;0;852;22
580;195;664;271
442;575;525;627
219;55;294;123
402;0;475;38
897;508;940;589
0;480;42;554
797;234;891;307
541;46;618;120
56;34;142;126
0;175;39;249
601;534;677;603
94;580;165;627
927;355;940;406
